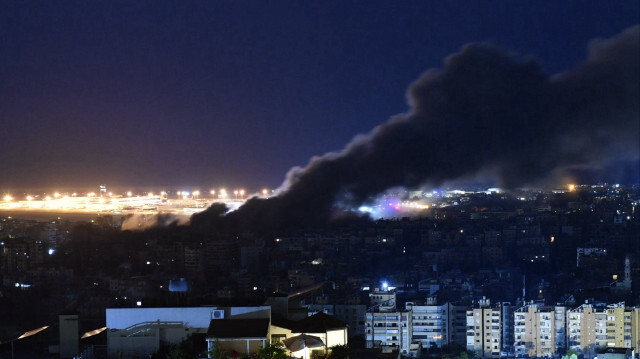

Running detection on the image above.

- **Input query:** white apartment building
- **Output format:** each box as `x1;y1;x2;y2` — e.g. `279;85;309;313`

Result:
366;287;412;354
365;309;412;355
366;297;472;357
407;301;449;349
369;287;397;311
363;297;639;359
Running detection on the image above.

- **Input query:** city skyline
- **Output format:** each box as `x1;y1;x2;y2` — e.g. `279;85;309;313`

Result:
1;1;638;193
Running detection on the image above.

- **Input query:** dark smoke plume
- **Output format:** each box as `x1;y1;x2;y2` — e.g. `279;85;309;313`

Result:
197;26;639;232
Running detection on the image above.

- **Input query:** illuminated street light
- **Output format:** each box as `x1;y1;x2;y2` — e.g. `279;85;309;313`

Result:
26;195;34;201
219;189;227;198
4;325;50;359
239;189;245;199
3;195;12;202
81;327;106;339
262;189;269;196
127;191;132;197
209;189;215;196
17;324;49;338
54;192;60;198
234;190;238;199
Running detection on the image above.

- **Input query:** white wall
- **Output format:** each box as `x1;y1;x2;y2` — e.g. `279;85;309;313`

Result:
326;328;347;347
106;306;272;329
107;306;272;358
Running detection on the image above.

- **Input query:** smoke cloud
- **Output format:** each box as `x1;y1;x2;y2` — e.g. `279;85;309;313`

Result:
122;212;190;231
200;26;639;232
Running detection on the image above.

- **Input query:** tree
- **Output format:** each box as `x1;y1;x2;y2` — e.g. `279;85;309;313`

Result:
208;340;222;359
436;343;474;359
328;344;349;359
454;350;477;359
153;333;206;359
561;349;579;359
256;341;288;359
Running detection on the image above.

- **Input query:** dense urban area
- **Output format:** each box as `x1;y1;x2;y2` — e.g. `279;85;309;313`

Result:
0;183;638;359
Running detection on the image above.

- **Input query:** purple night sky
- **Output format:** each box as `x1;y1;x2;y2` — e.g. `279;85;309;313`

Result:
1;1;638;193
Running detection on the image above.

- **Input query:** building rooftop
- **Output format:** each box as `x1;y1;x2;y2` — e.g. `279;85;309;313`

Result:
292;312;348;333
206;319;270;338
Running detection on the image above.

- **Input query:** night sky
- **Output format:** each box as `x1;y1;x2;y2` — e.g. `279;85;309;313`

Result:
1;1;638;193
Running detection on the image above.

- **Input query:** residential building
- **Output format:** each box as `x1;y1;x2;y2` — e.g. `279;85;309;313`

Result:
567;303;608;357
631;307;640;353
365;308;412;355
306;303;367;338
466;298;501;359
106;306;270;358
513;304;567;358
292;312;349;357
407;300;449;349
369;287;397;311
206;318;271;357
448;304;470;347
605;302;632;348
501;303;517;356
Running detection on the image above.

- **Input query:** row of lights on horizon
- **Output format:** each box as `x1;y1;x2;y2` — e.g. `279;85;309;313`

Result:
162;188;274;200
2;192;111;202
1;184;577;202
2;188;274;202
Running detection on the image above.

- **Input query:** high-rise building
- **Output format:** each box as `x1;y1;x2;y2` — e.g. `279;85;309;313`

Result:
605;302;632;348
566;302;633;356
365;287;411;354
631;306;640;353
449;304;470;347
407;299;450;349
365;308;412;354
513;304;567;358
567;303;608;357
500;302;517;356
466;298;502;359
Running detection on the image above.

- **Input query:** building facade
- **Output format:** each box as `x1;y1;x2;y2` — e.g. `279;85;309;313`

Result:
605;302;632;348
365;309;412;355
408;301;450;349
567;303;607;356
466;299;502;359
513;304;566;358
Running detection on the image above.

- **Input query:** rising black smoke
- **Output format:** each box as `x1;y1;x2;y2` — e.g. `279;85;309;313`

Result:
193;26;639;232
